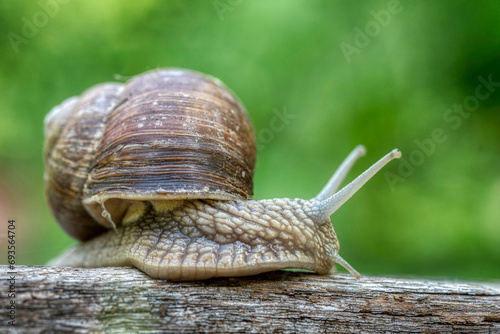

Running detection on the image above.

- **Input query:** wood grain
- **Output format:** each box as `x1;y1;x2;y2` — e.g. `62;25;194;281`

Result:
1;265;499;333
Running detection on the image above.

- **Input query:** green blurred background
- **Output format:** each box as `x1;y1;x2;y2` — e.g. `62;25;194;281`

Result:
0;0;499;279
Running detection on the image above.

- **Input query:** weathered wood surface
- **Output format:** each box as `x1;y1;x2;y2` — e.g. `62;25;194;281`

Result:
1;265;499;333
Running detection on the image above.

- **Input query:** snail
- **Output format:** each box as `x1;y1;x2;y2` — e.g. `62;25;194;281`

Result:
45;68;401;281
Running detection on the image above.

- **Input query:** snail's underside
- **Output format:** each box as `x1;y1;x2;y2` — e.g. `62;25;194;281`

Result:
50;198;339;281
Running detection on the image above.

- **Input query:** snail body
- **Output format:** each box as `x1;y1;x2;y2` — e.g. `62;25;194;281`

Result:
45;69;401;281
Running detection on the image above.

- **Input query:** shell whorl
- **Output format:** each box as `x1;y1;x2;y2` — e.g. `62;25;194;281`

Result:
44;69;256;241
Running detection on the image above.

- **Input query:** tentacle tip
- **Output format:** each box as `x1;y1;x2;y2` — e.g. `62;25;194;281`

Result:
391;149;402;159
343;265;362;280
356;144;367;156
352;271;362;280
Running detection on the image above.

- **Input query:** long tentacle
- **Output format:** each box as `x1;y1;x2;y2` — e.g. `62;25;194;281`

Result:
310;149;401;222
315;145;366;201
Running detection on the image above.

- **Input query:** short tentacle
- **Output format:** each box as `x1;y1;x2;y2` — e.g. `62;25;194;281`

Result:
331;252;362;279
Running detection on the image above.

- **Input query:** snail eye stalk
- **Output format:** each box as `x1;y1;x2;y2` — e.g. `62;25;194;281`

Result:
309;148;401;222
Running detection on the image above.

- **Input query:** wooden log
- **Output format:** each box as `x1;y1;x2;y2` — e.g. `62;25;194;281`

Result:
1;265;499;333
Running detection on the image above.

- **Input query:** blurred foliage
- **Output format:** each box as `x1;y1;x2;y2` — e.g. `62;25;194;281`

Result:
0;0;499;280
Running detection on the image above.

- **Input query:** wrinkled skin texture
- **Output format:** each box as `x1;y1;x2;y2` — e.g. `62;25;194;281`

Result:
45;69;401;282
51;198;339;281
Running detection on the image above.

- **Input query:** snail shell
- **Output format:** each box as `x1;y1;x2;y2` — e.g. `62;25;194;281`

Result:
45;68;401;281
44;69;255;241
